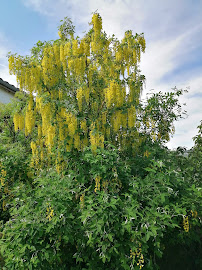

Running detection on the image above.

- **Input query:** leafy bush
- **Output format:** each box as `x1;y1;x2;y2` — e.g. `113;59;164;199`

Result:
1;145;201;269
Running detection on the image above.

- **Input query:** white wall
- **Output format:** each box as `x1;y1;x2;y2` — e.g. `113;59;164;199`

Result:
0;86;15;103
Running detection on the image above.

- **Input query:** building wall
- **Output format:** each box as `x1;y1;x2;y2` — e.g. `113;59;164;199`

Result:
0;85;15;104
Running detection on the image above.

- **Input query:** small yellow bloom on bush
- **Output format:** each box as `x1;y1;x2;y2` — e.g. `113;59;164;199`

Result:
0;167;6;186
94;176;101;193
130;243;144;269
46;205;54;221
183;216;189;232
143;150;150;158
191;210;198;218
80;193;85;209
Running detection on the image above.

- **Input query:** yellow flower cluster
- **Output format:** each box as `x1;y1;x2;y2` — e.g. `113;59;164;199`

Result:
0;163;13;211
58;122;65;142
53;44;60;65
40;103;52;136
92;13;102;39
183;216;189;232
143;150;150;158
24;69;35;93
47;125;55;149
191;210;198;218
90;124;104;153
60;44;64;61
130;243;144;269
8;55;15;75
76;87;83;111
105;80;126;108
38;125;42;138
91;40;102;54
101;111;106;125
91;13;102;55
105;81;117;108
30;141;40;167
55;153;64;174
114;31;146;78
55;110;83;151
42;46;60;87
75;57;86;76
94;176;101;193
66;112;77;137
66;138;73;152
8;54;42;93
111;110;122;132
151;133;157;141
138;36;146;53
74;133;80;150
46;204;54;221
80;119;87;132
25;108;35;136
145;121;150;129
80;193;85;209
13;113;24;132
0;166;6;187
31;141;37;155
58;30;62;39
36;98;58;152
116;47;123;62
128;106;136;128
84;40;90;56
56;162;61;174
72;40;79;56
64;42;71;56
102;180;109;191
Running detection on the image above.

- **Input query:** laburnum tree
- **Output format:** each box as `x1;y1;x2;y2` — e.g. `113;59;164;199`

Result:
9;13;180;174
1;13;200;270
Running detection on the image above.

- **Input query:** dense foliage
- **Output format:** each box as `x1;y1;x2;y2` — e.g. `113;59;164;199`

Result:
0;13;201;270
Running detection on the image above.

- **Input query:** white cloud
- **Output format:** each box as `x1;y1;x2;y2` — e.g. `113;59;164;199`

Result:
166;76;202;149
140;23;202;91
22;0;53;16
0;65;17;87
0;32;17;86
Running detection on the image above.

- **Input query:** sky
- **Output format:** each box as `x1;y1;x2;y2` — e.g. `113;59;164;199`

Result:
0;0;202;149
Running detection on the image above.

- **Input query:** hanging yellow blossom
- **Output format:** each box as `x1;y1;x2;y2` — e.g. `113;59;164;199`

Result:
183;216;189;232
64;42;71;56
191;210;198;218
72;40;78;56
0;167;6;186
130;243;144;269
94;176;101;193
8;55;15;75
47;125;56;148
84;41;90;56
92;13;102;40
74;133;80;150
31;141;37;155
102;180;109;191
80;193;85;209
128;106;136;128
143;150;150;158
80;119;87;132
76;87;83;111
25;109;35;135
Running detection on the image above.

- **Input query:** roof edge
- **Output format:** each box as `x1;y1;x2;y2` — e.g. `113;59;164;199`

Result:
0;78;19;94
